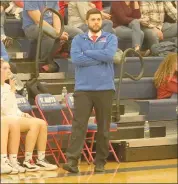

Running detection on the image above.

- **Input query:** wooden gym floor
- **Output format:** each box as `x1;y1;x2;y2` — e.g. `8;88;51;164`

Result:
1;159;177;183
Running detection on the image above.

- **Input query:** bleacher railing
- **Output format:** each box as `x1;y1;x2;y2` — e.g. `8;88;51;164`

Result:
35;8;64;78
116;48;144;121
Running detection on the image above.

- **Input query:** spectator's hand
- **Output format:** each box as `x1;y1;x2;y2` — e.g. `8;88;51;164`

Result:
9;76;16;93
154;27;164;40
60;32;69;41
101;12;111;20
2;36;13;48
139;17;149;26
89;3;96;8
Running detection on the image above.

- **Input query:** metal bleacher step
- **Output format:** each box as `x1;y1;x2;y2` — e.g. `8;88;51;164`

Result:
117;114;145;123
110;125;166;140
111;135;177;162
17;73;66;81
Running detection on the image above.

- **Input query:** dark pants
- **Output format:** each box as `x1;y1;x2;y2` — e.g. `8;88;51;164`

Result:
66;90;114;165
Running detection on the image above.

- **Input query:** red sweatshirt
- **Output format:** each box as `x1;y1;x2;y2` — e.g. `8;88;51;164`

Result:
157;75;178;99
110;1;141;28
92;1;103;11
58;1;68;17
13;1;24;8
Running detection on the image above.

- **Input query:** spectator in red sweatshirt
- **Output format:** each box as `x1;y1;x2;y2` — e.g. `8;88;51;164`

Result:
154;53;178;99
111;1;150;56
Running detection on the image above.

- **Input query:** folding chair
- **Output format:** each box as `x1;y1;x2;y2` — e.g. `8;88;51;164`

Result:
35;93;73;164
16;94;61;166
65;93;120;163
59;99;94;164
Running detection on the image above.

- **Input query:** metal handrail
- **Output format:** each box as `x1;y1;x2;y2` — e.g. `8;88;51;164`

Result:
35;8;64;78
115;48;144;121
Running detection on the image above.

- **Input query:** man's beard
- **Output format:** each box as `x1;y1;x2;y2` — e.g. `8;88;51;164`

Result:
88;25;102;33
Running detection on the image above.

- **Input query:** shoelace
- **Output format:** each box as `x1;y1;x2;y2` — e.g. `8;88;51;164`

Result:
5;159;13;167
39;159;50;164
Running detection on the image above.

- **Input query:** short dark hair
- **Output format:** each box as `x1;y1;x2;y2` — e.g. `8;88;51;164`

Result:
86;8;102;20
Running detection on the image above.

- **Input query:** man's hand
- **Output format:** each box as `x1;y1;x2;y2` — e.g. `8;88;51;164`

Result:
154;27;164;40
101;12;111;20
60;32;69;41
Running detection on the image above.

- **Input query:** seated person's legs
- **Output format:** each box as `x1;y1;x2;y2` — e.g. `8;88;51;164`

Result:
162;22;177;40
18;117;57;171
24;25;55;62
102;19;115;34
1;117;23;174
1;119;12;174
115;25;132;41
24;25;58;72
141;27;159;48
64;25;84;39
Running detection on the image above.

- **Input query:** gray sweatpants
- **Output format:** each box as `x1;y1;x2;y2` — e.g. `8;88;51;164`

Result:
141;22;177;48
24;24;83;62
115;19;144;48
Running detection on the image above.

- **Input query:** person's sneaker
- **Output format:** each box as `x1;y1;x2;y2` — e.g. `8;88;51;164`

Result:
11;161;26;173
94;164;105;173
137;49;150;57
36;159;58;171
1;159;13;174
63;163;79;173
41;63;59;73
23;159;40;172
2;159;19;175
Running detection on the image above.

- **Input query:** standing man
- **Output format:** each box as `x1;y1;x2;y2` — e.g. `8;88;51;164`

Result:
63;8;118;173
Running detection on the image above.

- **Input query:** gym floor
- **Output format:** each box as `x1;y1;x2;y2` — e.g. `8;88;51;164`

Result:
1;159;177;183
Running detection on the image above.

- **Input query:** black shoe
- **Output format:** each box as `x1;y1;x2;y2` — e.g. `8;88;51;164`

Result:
63;163;79;173
94;164;105;173
41;63;59;73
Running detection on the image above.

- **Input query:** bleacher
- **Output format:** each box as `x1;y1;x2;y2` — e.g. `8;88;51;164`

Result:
4;15;177;162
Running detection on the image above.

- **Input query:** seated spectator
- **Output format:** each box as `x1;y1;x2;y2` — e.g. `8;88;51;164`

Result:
68;2;114;33
92;0;111;19
0;2;13;48
4;1;23;19
58;1;68;17
164;1;177;23
23;1;82;72
140;1;177;48
1;60;58;172
154;53;178;99
111;1;150;56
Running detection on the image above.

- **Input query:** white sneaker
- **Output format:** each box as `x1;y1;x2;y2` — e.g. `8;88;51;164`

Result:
1;159;12;174
36;159;58;171
1;159;18;175
11;161;26;173
23;159;40;172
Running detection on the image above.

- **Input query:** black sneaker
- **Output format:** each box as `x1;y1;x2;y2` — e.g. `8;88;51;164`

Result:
41;63;59;73
94;164;105;173
63;163;79;173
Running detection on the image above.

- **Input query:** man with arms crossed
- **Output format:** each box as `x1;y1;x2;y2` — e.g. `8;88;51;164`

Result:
63;8;118;173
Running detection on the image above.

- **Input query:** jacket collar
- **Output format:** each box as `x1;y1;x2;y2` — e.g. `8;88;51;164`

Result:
81;30;109;40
